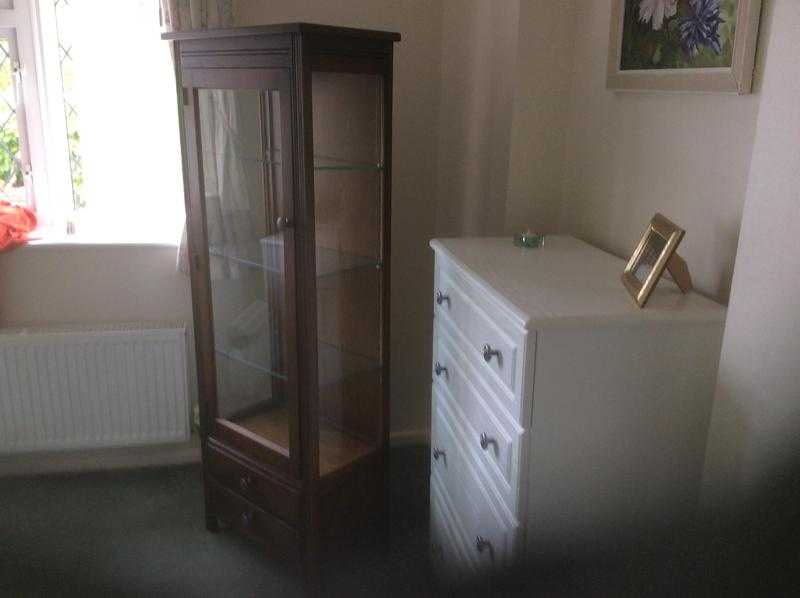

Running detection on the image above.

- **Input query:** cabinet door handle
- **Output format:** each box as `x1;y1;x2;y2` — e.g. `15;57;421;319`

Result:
239;474;253;492
275;216;293;230
479;432;497;452
241;511;254;528
435;290;450;306
482;344;500;363
434;362;447;377
433;448;446;465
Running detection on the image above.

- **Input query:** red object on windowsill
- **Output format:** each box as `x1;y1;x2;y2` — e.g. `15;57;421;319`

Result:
0;200;37;252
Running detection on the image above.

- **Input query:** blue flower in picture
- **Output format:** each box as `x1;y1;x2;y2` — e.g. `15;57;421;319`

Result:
679;0;725;57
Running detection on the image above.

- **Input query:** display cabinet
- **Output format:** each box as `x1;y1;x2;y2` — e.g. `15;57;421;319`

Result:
163;23;400;571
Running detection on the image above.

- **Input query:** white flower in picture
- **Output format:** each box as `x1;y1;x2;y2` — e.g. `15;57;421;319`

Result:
638;0;678;30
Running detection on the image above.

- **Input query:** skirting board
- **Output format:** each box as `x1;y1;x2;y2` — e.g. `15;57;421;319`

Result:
390;428;430;447
0;436;201;478
0;429;431;477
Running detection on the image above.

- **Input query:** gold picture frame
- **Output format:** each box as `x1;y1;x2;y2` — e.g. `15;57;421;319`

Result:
622;213;693;308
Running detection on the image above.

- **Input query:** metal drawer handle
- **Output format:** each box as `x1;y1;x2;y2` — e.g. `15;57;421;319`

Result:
476;535;493;556
434;362;448;377
239;474;253;492
433;447;446;465
435;290;450;306
479;432;497;452
482;344;501;363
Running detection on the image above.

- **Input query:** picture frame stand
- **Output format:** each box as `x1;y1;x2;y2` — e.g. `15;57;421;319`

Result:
666;253;693;293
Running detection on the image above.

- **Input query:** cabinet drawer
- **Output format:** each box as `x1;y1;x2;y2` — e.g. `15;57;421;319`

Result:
206;442;301;527
434;266;522;399
431;389;517;571
208;480;302;562
434;325;522;498
430;474;475;586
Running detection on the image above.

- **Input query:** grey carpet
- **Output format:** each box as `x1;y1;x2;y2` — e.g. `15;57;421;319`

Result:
0;447;435;598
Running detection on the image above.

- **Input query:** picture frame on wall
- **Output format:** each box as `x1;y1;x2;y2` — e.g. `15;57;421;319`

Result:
607;0;763;93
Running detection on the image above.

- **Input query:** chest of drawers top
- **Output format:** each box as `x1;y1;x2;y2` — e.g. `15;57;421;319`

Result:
430;236;725;331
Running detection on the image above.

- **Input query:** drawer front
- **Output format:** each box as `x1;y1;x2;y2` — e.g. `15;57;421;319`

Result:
430;474;476;585
208;480;301;562
434;324;522;498
431;388;518;571
434;265;522;400
206;442;302;527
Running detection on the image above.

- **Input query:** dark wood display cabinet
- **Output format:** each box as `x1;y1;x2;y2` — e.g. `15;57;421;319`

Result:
163;24;400;572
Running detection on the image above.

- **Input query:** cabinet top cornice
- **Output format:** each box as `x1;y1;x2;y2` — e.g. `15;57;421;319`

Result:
162;22;401;43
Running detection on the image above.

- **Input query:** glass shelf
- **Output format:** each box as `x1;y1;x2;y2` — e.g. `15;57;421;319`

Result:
209;239;380;277
230;404;373;477
317;340;381;389
205;151;381;171
207;151;281;166
313;155;383;171
205;153;381;171
215;332;380;388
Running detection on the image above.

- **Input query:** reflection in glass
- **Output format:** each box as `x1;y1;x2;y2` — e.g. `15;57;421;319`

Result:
634;232;667;284
198;88;290;456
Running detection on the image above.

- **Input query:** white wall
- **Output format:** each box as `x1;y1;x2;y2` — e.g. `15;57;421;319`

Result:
235;0;443;437
0;244;198;401
505;1;576;235
559;0;761;303
703;0;800;506
434;0;518;237
0;245;192;326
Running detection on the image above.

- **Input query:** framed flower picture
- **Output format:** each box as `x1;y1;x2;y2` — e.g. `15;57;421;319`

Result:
607;0;763;93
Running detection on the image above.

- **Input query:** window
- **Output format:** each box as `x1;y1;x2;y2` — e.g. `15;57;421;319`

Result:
2;0;185;243
0;23;32;208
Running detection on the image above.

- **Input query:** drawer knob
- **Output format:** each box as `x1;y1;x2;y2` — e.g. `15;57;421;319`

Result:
435;290;450;306
433;447;446;465
239;475;253;492
275;215;293;230
479;432;497;452
476;535;493;555
434;362;448;377
241;510;254;528
482;344;501;363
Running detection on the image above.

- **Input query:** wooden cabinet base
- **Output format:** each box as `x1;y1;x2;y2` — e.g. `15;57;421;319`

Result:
204;439;387;572
208;479;303;568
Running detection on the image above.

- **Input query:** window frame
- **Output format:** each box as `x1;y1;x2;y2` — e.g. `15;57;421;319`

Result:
2;1;186;244
0;0;46;219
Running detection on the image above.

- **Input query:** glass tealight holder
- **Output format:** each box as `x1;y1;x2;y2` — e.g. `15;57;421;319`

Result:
513;231;546;249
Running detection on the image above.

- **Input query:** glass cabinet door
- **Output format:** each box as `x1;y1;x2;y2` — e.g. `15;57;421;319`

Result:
312;71;386;477
195;79;297;472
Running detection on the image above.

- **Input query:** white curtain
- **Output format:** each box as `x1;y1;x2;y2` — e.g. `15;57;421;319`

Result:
163;0;237;274
160;0;234;31
197;90;263;280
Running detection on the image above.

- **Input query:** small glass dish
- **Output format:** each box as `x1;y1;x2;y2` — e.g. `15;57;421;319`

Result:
513;231;546;249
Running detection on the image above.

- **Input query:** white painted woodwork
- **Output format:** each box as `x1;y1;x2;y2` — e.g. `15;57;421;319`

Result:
428;236;726;583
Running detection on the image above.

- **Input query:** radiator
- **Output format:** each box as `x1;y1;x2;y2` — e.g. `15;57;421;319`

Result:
0;323;190;453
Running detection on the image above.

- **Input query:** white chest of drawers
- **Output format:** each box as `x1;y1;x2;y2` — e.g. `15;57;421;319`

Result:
428;236;726;583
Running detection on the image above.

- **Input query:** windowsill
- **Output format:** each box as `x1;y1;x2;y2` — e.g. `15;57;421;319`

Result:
21;230;180;249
